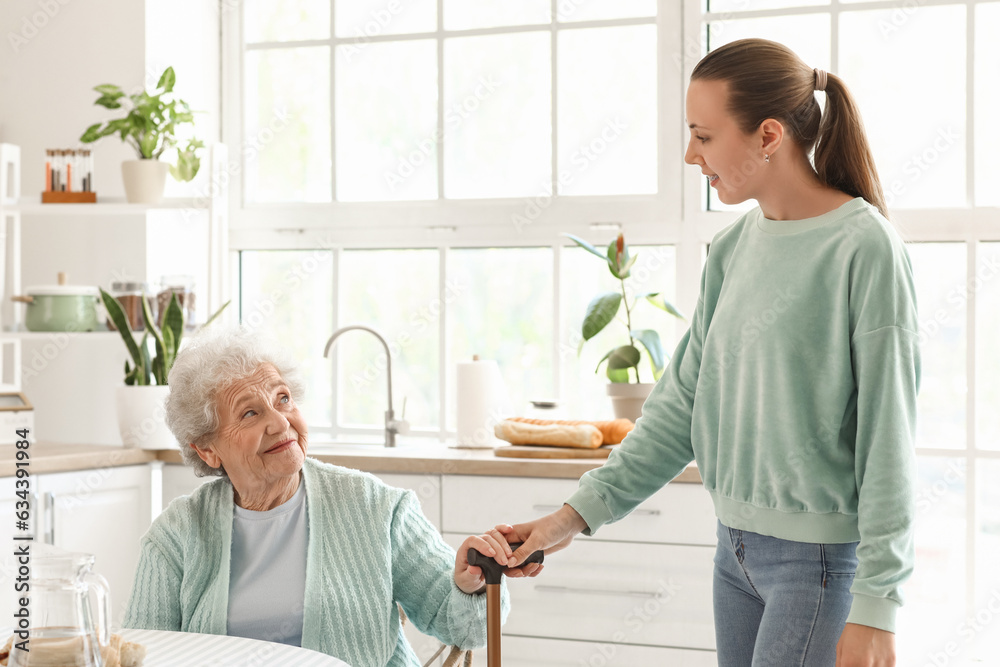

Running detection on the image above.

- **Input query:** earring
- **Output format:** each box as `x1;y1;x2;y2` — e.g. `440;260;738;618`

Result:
764;154;770;163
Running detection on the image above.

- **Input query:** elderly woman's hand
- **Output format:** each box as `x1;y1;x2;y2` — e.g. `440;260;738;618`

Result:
454;528;544;594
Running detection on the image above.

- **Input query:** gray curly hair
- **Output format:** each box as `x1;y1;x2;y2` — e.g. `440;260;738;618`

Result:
165;325;305;477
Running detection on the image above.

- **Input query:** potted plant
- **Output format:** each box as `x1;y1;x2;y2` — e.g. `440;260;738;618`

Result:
80;66;204;204
101;289;229;449
566;233;685;421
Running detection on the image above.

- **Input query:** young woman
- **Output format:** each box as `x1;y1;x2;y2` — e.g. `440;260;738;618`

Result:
493;39;919;667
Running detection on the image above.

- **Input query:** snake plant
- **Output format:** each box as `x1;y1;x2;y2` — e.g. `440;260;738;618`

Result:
100;289;229;385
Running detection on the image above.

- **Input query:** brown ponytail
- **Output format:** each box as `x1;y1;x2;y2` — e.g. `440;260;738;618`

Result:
691;38;888;218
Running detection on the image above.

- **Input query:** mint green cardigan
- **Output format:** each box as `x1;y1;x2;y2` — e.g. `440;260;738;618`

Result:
124;457;508;666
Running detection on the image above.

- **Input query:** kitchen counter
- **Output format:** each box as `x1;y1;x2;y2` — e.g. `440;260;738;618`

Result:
2;442;702;483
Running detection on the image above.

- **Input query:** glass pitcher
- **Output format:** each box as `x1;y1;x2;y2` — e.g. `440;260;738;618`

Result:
9;545;111;667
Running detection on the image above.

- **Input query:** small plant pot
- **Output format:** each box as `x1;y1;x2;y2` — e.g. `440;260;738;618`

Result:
121;160;169;204
115;385;177;449
606;382;655;422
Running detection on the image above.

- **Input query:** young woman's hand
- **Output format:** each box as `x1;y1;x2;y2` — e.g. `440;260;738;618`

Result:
453;529;542;593
835;623;895;666
497;504;589;577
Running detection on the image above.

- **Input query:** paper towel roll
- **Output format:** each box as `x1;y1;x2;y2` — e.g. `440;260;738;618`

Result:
455;358;512;448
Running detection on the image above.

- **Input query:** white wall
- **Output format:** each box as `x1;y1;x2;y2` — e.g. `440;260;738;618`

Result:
0;0;221;200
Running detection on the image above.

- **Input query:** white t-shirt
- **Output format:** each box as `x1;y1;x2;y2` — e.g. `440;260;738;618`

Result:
227;478;307;646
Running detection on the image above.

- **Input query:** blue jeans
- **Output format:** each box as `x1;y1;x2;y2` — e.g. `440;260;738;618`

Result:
713;520;859;666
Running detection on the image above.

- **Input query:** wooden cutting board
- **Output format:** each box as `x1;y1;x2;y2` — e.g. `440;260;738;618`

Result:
494;445;617;459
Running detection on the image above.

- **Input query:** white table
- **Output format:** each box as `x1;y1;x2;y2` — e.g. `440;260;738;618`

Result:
120;629;351;667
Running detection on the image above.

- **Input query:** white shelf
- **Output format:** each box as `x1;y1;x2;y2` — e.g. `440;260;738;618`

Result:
10;197;209;215
0;331;122;339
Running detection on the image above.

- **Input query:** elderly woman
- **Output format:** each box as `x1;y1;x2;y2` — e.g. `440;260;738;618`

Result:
124;327;530;666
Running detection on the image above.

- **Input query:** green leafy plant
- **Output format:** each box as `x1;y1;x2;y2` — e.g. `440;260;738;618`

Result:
567;233;685;383
100;289;230;386
80;66;205;182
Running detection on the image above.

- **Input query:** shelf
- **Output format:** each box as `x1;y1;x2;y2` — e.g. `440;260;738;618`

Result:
6;197;210;215
0;331;122;339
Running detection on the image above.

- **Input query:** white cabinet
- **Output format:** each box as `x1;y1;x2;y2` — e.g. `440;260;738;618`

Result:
161;462;215;510
373;472;442;531
442;475;717;546
0;465;152;628
441;475;718;662
471;636;717;667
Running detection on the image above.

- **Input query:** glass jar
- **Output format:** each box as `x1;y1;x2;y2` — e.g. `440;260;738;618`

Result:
157;275;196;329
108;281;152;331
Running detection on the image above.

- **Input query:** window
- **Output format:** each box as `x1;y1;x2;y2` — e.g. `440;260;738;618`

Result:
238;1;658;203
227;5;1000;660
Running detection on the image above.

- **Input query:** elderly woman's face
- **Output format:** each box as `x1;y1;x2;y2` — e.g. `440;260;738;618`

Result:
194;364;308;491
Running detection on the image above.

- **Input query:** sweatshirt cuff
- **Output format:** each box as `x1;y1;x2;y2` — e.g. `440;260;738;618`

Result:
846;593;900;633
565;487;614;537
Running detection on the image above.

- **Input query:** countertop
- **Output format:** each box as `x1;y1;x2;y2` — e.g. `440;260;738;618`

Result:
1;442;702;483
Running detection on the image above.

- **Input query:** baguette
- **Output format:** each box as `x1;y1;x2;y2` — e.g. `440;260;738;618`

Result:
507;417;634;445
494;420;603;448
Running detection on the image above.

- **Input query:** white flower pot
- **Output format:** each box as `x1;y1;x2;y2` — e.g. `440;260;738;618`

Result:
115;385;177;449
606;382;655;423
121;160;169;204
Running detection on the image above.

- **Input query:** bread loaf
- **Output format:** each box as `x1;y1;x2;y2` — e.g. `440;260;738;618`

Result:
507;417;634;445
494;420;603;448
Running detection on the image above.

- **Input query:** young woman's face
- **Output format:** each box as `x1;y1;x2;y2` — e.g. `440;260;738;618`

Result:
684;79;765;205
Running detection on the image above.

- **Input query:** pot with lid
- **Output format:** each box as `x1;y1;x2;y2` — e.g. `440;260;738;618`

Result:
11;272;101;332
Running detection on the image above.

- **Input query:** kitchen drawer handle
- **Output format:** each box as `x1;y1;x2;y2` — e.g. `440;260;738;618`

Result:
534;584;661;599
531;504;660;517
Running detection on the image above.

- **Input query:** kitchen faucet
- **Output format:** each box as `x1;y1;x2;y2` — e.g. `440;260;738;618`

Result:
323;325;408;447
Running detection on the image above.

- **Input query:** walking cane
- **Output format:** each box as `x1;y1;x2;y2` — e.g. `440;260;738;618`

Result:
467;543;544;667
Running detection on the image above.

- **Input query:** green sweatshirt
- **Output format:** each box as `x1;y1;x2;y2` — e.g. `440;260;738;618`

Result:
566;198;920;633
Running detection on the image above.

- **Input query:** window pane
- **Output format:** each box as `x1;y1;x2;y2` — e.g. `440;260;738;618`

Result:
975;3;1000;206
444;34;551;199
708;0;827;10
335;0;436;37
840;6;966;209
338;250;440;432
239;250;334;428
244;0;329;43
977;242;1000;450
557;0;655;23
896;457;967;666
446;248;554;431
561;243;678;420
909;243;966;450
705;14;830;213
335;40;438;202
975;461;1000;661
245;47;331;202
558;26;657;195
444;0;550;30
